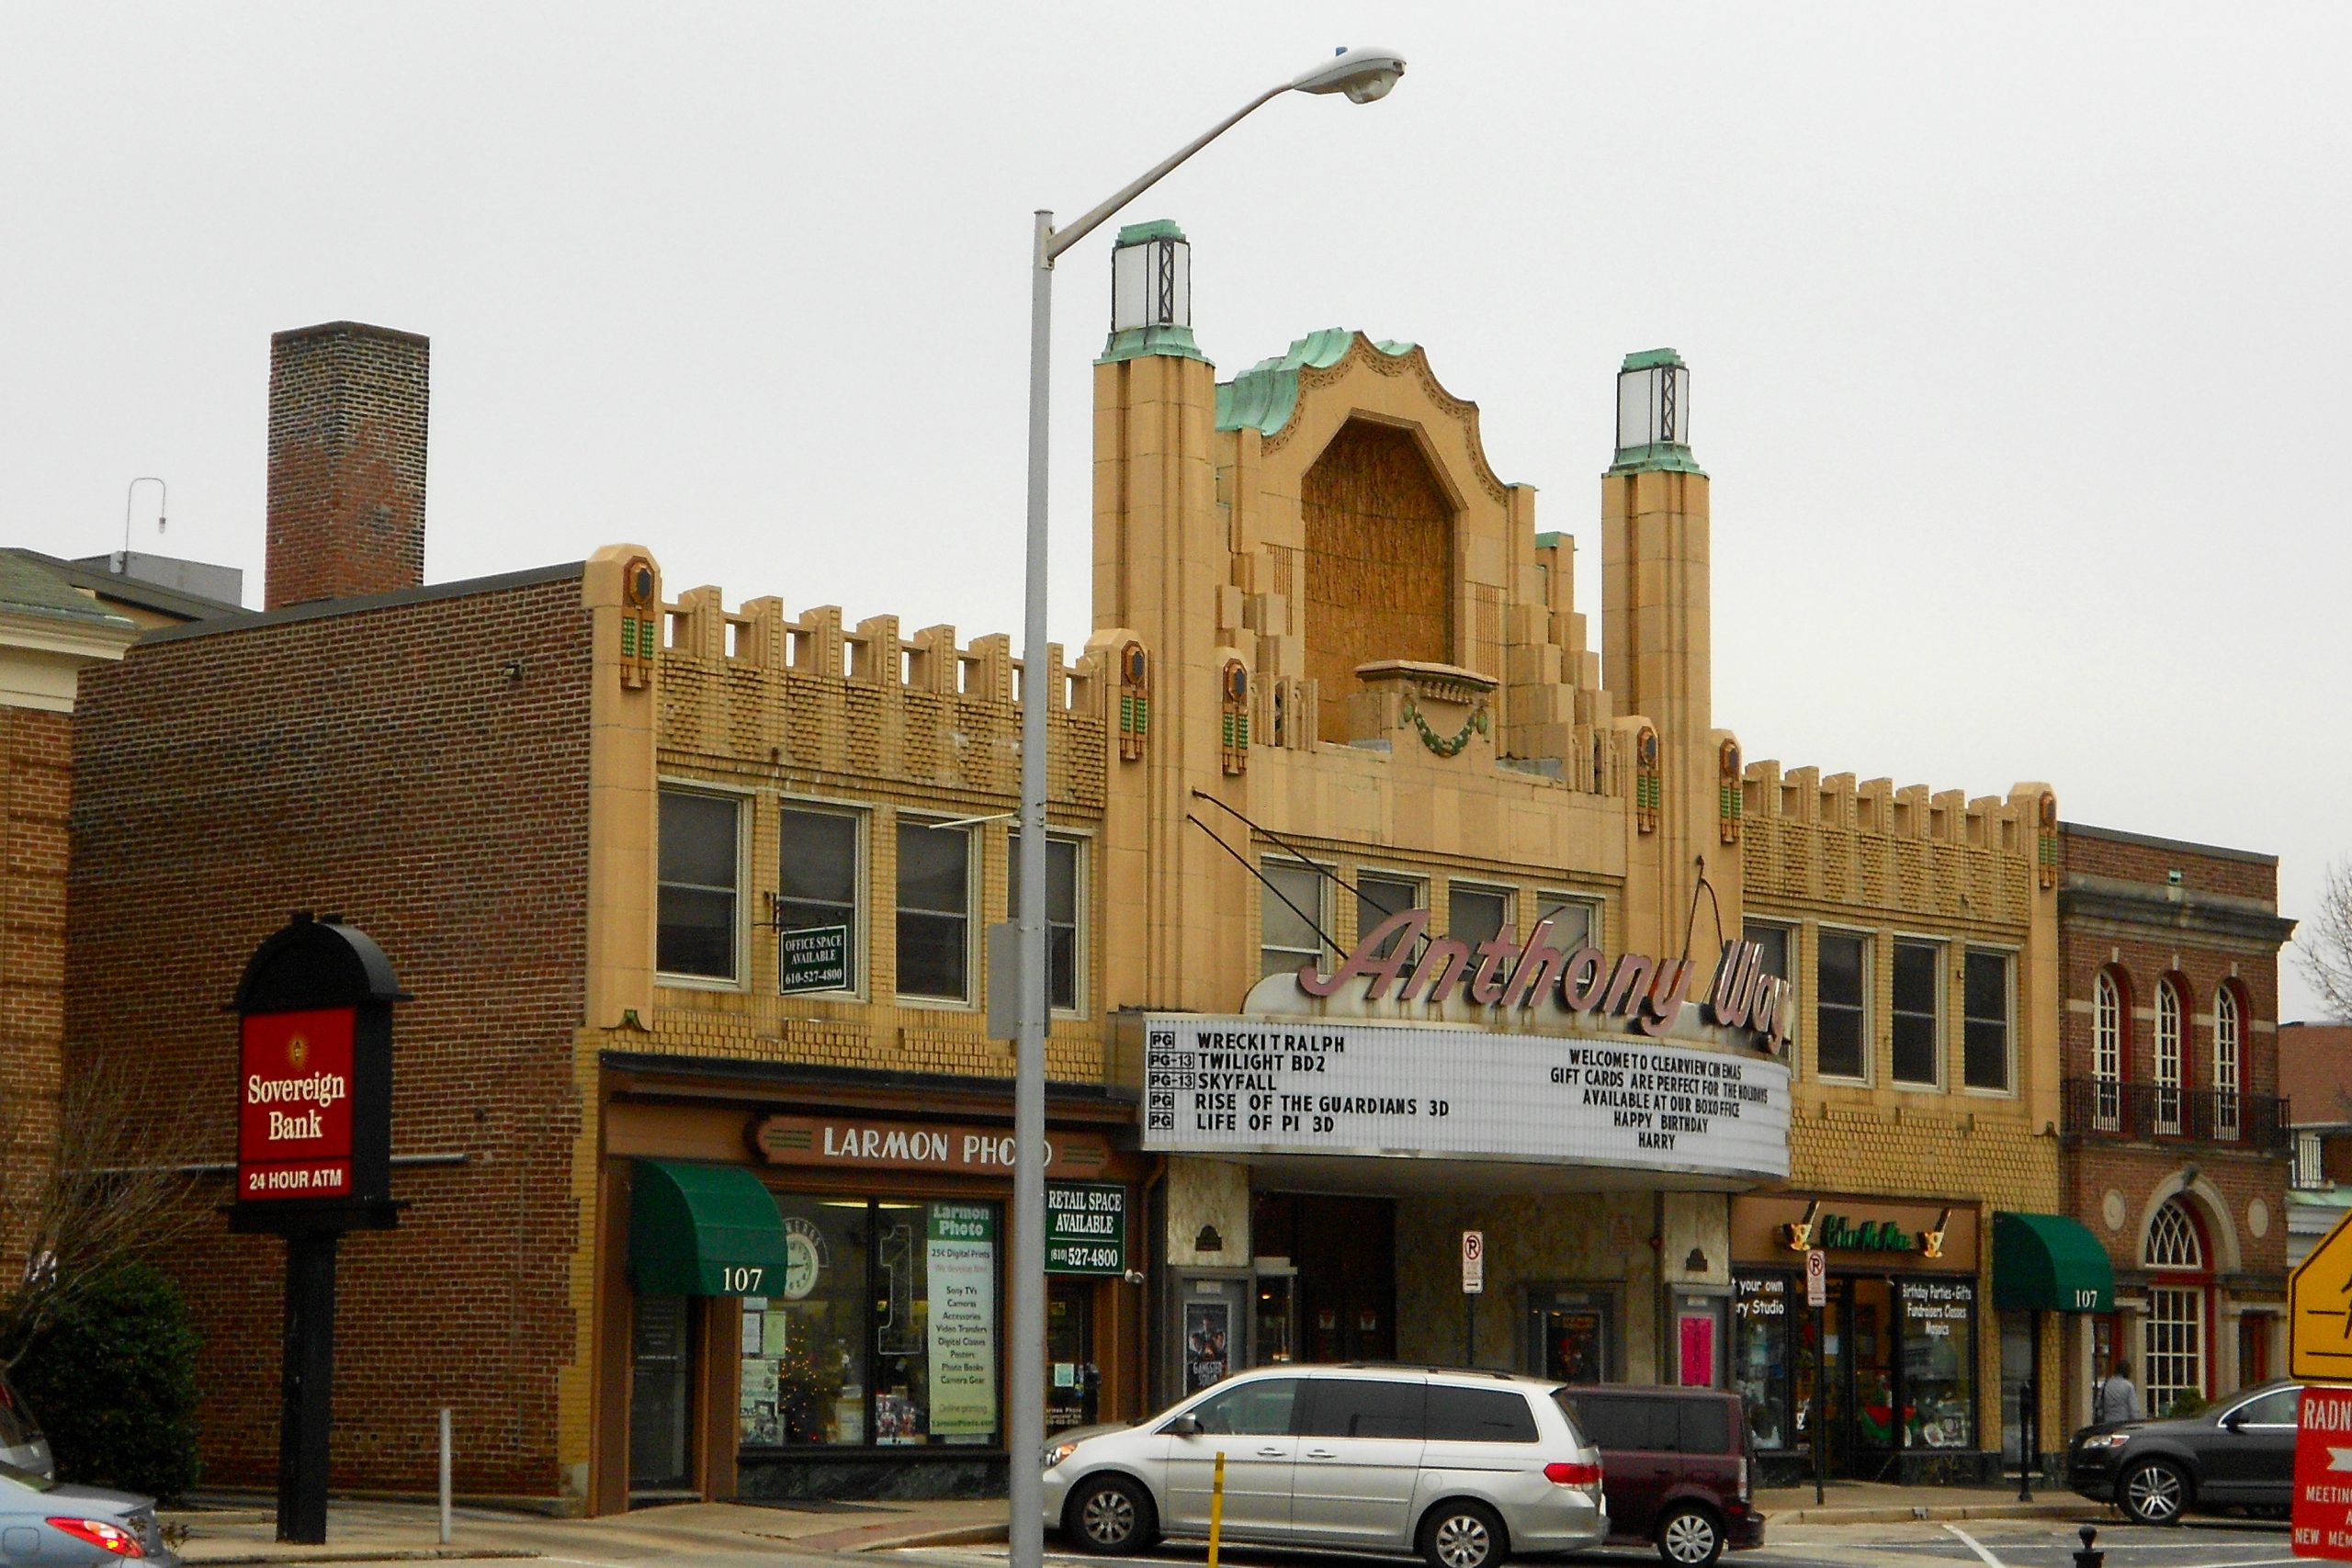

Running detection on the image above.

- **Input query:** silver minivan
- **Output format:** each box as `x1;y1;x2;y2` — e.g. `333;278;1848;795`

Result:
1043;1365;1608;1568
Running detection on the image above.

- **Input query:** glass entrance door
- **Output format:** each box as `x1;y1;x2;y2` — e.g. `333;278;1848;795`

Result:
629;1294;694;1496
1046;1278;1098;1434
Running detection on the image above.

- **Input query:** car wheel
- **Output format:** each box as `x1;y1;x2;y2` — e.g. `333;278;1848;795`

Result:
1067;1474;1157;1554
1419;1499;1510;1568
1657;1504;1725;1567
2120;1459;2191;1526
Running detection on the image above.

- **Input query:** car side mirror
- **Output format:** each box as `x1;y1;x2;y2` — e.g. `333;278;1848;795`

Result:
2222;1412;2245;1433
1167;1414;1203;1438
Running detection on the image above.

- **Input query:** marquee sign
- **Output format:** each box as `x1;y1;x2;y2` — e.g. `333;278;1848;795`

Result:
1294;911;1791;1056
1141;1014;1790;1181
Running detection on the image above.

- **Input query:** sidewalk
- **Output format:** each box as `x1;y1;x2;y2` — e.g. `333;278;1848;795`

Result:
164;1496;1008;1564
1758;1481;2099;1527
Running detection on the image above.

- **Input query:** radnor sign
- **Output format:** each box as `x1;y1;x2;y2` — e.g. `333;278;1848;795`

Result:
1260;908;1791;1056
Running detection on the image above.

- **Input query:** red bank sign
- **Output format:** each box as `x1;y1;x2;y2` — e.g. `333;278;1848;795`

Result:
237;1007;356;1201
2295;1384;2352;1560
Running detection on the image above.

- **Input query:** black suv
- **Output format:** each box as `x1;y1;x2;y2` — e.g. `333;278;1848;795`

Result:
2067;1381;2301;1524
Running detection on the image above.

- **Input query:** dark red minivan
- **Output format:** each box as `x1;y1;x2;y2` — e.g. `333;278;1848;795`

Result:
1554;1386;1764;1567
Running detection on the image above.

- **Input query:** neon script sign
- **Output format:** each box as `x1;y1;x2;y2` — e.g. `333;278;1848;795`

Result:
1296;909;1792;1054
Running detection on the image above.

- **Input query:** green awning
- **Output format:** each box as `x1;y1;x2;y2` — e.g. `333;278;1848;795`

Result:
1993;1211;2115;1314
628;1159;792;1297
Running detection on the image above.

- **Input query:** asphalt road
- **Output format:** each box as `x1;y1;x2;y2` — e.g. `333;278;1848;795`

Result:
896;1517;2302;1568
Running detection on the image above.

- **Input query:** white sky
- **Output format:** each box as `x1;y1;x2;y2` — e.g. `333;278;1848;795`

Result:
6;5;2346;1020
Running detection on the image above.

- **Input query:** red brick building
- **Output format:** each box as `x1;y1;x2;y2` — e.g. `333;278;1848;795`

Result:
2057;823;2296;1424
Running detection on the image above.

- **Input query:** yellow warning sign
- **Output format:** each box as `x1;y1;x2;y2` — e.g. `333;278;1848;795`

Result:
2290;1206;2352;1383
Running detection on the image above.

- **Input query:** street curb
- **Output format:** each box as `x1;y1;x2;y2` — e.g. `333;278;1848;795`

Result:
847;1524;1009;1552
1768;1500;2095;1528
183;1551;537;1564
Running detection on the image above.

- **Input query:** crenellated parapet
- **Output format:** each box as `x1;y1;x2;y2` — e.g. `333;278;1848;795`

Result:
652;584;1109;810
1740;760;2052;927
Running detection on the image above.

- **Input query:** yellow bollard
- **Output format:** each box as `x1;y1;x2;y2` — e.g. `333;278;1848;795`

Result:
1206;1450;1227;1568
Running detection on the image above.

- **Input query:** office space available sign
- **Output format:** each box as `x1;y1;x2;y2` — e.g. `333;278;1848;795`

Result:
238;1007;356;1200
1141;1015;1789;1180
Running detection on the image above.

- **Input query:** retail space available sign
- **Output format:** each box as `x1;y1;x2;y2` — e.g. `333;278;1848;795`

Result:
2294;1384;2352;1559
1045;1182;1126;1276
239;1007;357;1201
778;924;850;995
1142;1015;1790;1181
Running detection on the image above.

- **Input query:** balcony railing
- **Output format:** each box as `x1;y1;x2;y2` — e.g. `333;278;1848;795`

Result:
2061;1076;2290;1151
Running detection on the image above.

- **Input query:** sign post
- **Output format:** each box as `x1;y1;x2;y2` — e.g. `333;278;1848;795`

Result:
1805;1248;1826;1505
228;913;408;1545
1462;1230;1485;1366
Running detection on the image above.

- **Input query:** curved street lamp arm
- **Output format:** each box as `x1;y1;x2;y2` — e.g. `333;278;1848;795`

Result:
1040;81;1290;265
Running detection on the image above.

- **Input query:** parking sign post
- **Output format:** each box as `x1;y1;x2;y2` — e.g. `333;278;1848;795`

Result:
1806;1248;1826;1505
1462;1230;1485;1367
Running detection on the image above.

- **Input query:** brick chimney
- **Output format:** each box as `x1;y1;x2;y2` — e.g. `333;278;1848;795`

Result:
266;321;428;610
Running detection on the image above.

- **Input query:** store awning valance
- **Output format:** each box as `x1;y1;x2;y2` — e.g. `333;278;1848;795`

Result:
629;1159;791;1297
1992;1211;2114;1314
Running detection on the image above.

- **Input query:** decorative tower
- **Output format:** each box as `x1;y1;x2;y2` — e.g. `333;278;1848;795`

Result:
1600;349;1738;958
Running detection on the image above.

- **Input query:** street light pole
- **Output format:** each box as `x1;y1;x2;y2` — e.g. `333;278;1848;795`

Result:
1009;48;1405;1568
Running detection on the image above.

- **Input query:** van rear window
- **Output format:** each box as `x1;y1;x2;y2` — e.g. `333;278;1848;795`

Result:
1426;1386;1537;1443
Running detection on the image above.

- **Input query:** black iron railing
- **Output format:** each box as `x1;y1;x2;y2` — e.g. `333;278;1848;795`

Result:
2060;1076;2290;1151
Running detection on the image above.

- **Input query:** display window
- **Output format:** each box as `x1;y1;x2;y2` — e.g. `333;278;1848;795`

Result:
1898;1278;1975;1449
1733;1273;1794;1450
1733;1268;1977;1469
741;1194;1001;1451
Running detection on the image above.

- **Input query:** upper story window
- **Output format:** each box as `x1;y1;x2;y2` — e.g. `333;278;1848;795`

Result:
658;789;741;982
1815;931;1868;1081
2092;969;2124;1131
2296;1131;2325;1190
1891;941;1941;1087
1447;883;1511;950
1962;949;2012;1092
777;805;860;996
1538;894;1602;952
897;820;972;1001
1009;832;1081;1013
2212;986;2243;1142
2154;978;2186;1134
1743;921;1795;1055
1261;861;1327;981
1356;872;1421;960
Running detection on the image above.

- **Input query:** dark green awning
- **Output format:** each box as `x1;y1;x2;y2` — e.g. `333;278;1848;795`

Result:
629;1159;792;1297
1993;1211;2114;1314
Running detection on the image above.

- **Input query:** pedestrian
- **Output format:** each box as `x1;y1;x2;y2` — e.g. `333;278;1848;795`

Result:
2094;1358;2142;1425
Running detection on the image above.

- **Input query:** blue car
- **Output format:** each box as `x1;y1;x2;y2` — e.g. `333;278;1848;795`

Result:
0;1461;176;1565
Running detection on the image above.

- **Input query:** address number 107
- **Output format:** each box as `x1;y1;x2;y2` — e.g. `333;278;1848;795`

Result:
721;1266;765;1292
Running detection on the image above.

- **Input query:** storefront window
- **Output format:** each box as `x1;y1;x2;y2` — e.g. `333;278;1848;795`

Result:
1732;1274;1793;1450
743;1195;1001;1450
1899;1278;1974;1449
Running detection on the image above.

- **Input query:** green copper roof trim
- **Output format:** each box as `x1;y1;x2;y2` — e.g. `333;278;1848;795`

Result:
1114;219;1186;245
1215;329;1417;436
1097;322;1208;366
1533;531;1568;550
1622;346;1686;371
1609;443;1708;477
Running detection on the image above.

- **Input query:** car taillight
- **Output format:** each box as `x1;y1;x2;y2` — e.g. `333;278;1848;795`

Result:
1544;1461;1601;1485
1738;1454;1750;1500
48;1517;145;1558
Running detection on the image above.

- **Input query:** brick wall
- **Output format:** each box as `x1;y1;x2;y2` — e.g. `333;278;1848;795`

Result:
266;323;428;611
67;570;590;1497
0;708;70;1274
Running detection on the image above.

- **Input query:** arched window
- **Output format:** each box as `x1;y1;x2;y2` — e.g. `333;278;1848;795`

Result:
2143;1199;2209;1416
2153;979;2185;1135
2093;970;2123;1131
2213;987;2243;1143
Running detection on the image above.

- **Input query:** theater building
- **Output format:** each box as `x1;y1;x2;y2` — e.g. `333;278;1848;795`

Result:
68;229;2143;1512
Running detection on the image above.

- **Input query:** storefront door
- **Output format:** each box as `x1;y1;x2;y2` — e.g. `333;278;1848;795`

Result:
1255;1193;1395;1363
1825;1277;1899;1481
1047;1278;1098;1434
629;1294;695;1496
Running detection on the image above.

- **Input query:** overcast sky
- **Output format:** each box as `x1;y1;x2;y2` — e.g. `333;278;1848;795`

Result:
6;5;2346;1019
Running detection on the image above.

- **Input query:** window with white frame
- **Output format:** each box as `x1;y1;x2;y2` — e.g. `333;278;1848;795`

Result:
2143;1199;2207;1416
1815;931;1869;1080
1447;883;1511;951
1963;950;2013;1092
1535;894;1601;951
1355;872;1422;959
658;789;741;982
777;805;860;995
896;820;972;1001
2154;979;2185;1134
2147;1199;2203;1268
1261;861;1328;981
2296;1131;2325;1190
1008;832;1081;1012
2213;987;2243;1142
2093;970;2123;1131
1891;941;1941;1086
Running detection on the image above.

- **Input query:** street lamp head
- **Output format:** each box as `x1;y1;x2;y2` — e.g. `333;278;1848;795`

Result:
1290;45;1406;105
